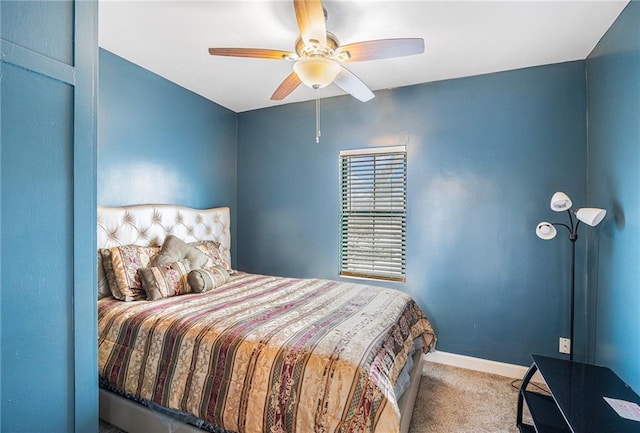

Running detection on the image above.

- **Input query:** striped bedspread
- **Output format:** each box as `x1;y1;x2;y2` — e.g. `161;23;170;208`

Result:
98;272;436;433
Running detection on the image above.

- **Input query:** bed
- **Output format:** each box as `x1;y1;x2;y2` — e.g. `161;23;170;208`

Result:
97;204;436;433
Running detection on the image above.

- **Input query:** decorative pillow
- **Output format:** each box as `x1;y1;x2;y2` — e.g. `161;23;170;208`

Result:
98;249;112;299
187;265;230;293
106;245;160;301
190;240;232;273
151;235;209;269
138;260;192;301
99;248;117;298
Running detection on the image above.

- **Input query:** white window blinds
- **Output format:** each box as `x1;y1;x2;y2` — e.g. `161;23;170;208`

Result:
339;146;407;282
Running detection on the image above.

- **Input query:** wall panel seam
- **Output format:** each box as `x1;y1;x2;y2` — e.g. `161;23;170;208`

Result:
1;39;75;85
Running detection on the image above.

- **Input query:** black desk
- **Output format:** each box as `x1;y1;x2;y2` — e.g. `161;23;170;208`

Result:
517;354;640;433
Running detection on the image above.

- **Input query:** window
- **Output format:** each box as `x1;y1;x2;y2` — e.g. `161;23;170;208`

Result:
339;146;407;282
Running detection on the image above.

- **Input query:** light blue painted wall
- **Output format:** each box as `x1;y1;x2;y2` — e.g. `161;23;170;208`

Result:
237;61;588;366
1;1;98;431
98;49;238;266
2;64;75;431
586;1;640;392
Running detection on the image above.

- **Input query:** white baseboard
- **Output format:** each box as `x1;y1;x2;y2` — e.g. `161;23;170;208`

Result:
423;350;544;383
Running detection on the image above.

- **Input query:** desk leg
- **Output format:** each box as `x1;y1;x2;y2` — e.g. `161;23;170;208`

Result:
516;362;538;428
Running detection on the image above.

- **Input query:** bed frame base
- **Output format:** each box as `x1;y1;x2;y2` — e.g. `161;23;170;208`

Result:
398;350;424;433
100;351;424;433
100;388;203;433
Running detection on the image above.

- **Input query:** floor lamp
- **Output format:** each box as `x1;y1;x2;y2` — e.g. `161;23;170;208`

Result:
536;192;606;361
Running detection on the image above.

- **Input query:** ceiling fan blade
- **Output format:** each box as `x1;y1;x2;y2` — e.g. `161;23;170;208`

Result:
336;38;424;63
294;0;327;48
333;67;374;102
208;48;295;60
271;72;303;100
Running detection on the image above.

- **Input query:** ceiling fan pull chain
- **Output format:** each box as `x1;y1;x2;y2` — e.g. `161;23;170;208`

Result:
315;88;321;143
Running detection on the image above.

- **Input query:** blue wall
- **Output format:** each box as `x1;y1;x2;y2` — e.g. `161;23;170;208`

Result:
586;1;640;392
1;1;98;431
238;61;588;366
98;49;238;265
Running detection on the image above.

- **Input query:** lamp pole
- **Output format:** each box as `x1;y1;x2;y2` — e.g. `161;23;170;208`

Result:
550;210;580;362
569;231;577;362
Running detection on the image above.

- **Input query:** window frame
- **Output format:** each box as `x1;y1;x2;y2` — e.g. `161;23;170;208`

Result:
339;145;407;283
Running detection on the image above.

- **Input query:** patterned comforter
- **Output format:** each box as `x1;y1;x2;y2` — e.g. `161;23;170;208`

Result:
98;273;436;433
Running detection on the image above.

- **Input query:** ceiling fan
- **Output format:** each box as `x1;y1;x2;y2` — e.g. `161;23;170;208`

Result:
208;0;425;103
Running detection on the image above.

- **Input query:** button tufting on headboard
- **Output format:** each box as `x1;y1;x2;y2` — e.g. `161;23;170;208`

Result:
97;204;231;298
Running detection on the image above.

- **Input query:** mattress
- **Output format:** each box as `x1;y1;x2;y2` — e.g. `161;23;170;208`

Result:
99;272;435;433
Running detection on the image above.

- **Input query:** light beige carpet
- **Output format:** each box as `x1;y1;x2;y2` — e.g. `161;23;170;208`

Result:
100;361;529;433
409;361;525;433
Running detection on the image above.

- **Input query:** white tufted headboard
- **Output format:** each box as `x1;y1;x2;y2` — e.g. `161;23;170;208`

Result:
97;204;231;298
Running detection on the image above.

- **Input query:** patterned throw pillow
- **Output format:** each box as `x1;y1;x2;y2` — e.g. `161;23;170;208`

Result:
152;235;209;269
97;249;112;299
138;260;192;301
187;265;230;293
190;240;232;273
104;245;160;301
99;248;116;297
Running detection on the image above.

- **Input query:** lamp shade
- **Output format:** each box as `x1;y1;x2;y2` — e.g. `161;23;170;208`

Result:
550;192;572;212
294;57;341;89
536;222;557;240
576;208;606;227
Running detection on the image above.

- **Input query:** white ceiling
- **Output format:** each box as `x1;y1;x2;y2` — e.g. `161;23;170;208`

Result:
99;1;628;113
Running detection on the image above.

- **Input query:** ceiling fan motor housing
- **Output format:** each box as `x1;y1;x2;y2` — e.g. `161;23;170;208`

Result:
295;32;340;59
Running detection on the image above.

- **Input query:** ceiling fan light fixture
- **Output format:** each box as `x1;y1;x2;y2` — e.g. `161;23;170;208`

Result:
294;57;340;89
